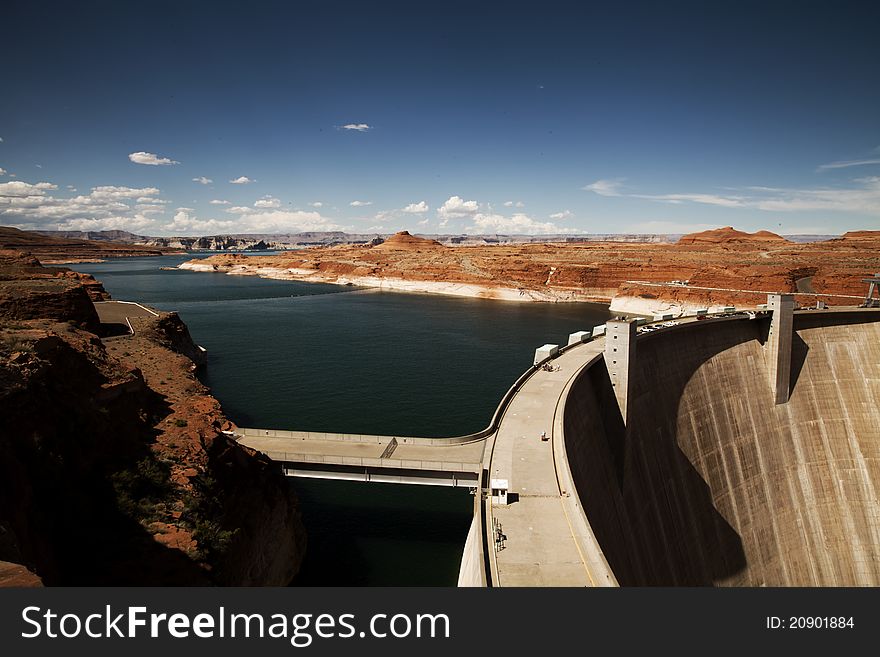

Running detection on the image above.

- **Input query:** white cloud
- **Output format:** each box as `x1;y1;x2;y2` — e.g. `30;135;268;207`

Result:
746;178;880;214
35;164;42;169
0;181;58;196
152;205;346;236
128;151;179;166
229;176;253;184
165;209;237;234
350;200;372;207
0;168;6;176
134;204;167;215
233;209;344;233
192;176;213;184
465;212;578;235
90;185;160;200
309;201;323;208
341;123;371;131
503;200;524;208
43;216;157;232
549;210;572;220
438;195;480;218
582;179;624;196
1;180;170;233
254;196;281;209
373;201;430;222
817;158;880;172
209;199;230;205
226;206;251;214
402;201;429;214
417;218;429;226
633;192;746;208
623;221;722;234
589;176;880;216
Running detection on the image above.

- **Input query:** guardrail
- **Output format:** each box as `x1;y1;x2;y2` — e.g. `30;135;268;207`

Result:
257;450;481;473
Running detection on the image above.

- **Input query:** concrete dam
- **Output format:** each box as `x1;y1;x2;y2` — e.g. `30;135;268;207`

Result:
563;307;880;586
219;291;880;587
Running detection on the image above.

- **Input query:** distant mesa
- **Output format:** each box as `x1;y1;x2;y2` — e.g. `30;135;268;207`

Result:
839;230;880;241
373;230;443;250
678;226;788;245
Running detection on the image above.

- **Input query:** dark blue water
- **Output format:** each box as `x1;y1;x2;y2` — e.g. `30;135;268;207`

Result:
72;255;614;584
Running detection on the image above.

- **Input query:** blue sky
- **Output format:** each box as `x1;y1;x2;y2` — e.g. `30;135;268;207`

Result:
1;0;878;236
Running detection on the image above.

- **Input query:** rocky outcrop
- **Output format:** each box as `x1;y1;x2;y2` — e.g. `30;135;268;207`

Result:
0;250;103;331
0;279;100;332
374;230;443;251
677;226;788;245
839;230;880;241
0;561;43;587
144;236;276;251
0;251;305;585
132;312;208;368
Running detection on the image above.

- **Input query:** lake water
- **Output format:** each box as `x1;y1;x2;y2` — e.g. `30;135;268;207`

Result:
71;254;614;585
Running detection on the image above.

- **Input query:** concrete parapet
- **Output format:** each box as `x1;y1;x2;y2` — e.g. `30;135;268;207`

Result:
534;343;560;365
766;293;795;404
568;330;591;346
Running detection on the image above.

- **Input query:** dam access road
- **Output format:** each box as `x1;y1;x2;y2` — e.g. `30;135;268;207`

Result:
224;299;880;587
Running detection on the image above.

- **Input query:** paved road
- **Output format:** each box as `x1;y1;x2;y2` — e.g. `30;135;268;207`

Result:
625;279;862;300
486;340;612;586
94;300;158;325
238;431;485;473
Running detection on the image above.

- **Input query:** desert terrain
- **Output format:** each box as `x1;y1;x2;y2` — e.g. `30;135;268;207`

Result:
0;226;179;263
180;227;880;314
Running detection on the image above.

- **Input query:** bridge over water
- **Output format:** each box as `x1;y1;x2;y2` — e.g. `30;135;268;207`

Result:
234;427;486;487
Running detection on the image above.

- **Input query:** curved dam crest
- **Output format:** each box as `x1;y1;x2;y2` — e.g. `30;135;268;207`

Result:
562;308;880;586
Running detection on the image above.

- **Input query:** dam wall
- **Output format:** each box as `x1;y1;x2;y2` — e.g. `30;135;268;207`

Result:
563;310;880;586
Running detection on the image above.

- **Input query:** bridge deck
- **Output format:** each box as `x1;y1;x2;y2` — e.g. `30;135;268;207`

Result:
236;429;486;474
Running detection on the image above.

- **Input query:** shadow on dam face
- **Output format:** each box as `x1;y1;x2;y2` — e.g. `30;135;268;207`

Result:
564;312;880;586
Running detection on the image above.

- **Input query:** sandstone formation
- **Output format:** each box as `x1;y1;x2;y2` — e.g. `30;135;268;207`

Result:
676;226;787;244
0;251;305;585
180;229;880;313
1;226;176;263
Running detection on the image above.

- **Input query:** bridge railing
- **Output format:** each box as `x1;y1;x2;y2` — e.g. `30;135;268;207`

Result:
257;449;481;474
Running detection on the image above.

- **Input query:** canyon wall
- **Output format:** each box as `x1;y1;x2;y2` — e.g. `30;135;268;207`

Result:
0;251;305;585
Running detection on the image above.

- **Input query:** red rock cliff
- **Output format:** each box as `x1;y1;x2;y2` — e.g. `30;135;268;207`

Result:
0;251;305;585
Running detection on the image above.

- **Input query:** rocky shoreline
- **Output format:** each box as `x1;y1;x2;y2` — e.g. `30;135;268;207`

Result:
0;249;305;586
179;228;880;314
